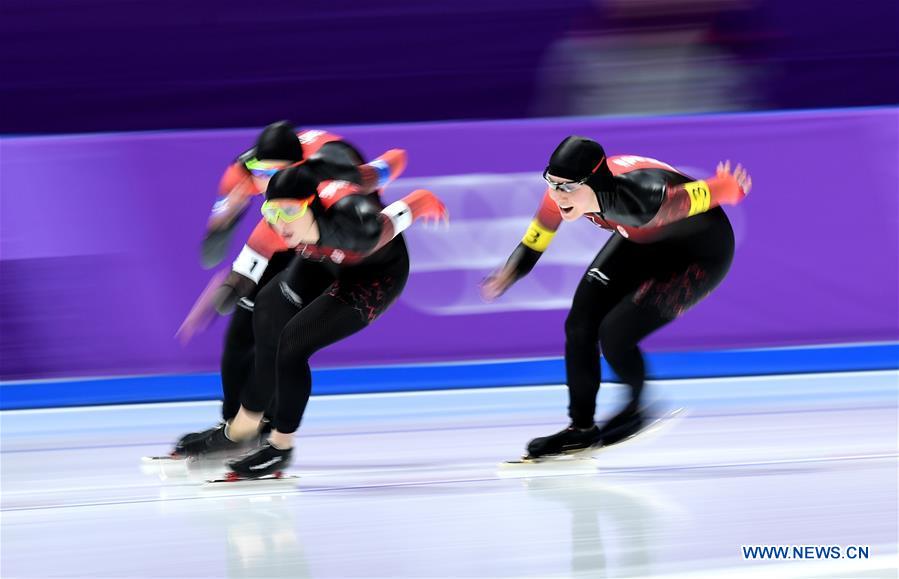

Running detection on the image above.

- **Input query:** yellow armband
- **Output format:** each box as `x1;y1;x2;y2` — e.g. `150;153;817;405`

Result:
683;180;711;216
521;220;556;252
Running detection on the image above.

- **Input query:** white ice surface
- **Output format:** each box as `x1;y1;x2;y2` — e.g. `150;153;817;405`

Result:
2;371;897;578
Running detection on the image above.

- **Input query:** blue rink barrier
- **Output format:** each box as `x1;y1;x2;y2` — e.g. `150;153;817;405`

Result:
1;343;896;410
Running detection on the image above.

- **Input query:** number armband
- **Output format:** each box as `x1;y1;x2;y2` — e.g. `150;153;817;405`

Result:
521;220;556;252
683;180;712;216
232;245;269;283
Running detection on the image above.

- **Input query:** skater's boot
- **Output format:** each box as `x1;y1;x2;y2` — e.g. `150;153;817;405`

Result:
171;423;226;457
226;443;293;480
175;423;254;458
598;406;647;447
526;424;602;459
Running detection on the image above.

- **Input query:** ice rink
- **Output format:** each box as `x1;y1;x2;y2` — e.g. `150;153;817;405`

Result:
2;370;897;578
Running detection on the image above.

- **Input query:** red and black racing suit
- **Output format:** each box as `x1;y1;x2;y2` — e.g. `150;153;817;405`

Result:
502;155;741;428
235;180;409;435
203;130;395;422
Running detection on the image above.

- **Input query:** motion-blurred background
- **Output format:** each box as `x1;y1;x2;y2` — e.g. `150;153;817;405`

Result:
4;0;898;132
1;0;897;406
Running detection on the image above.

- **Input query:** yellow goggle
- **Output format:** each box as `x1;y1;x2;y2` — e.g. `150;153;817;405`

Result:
245;158;289;178
261;198;312;224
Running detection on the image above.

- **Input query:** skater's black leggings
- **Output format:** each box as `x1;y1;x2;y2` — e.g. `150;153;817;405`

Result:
565;209;735;428
245;251;409;434
219;251;295;421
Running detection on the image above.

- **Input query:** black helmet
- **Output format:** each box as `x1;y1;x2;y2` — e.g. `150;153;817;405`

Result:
254;121;303;162
265;165;319;201
546;136;613;190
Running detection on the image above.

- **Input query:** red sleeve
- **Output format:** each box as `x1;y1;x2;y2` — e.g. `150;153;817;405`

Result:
357;149;407;193
317;180;364;209
298;130;344;156
649;174;747;227
607;155;680;176
535;189;563;231
605;154;746;227
518;188;563;254
488;187;565;283
218;163;259;198
207;163;262;232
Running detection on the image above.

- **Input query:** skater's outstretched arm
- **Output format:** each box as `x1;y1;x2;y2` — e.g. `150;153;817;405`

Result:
199;140;406;268
202;148;407;266
227;186;445;306
177;218;288;343
178;185;447;336
302;148;408;195
319;187;448;256
200;162;264;269
355;149;408;193
599;161;751;228
651;161;751;226
481;189;562;301
202;126;345;253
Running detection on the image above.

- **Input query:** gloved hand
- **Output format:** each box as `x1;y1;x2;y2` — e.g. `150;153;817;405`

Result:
404;189;449;225
712;160;752;205
480;266;517;302
176;271;257;344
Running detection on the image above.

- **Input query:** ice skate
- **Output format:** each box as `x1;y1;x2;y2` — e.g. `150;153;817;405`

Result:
501;406;685;468
143;419;273;464
503;424;603;466
142;423;226;463
205;443;297;485
597;406;685;450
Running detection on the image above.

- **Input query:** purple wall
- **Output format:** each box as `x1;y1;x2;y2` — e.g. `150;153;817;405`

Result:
2;108;897;380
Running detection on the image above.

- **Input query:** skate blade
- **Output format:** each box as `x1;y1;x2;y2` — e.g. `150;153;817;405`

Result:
499;444;603;470
497;407;686;472
140;455;191;479
141;454;188;463
203;471;300;488
497;455;600;477
597;407;686;452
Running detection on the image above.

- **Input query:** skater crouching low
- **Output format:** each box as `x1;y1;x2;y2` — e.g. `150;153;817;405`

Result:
481;136;751;461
